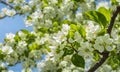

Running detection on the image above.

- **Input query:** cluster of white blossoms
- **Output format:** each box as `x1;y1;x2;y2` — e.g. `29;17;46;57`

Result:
1;0;120;72
86;21;101;41
53;24;70;44
1;8;16;16
94;34;114;52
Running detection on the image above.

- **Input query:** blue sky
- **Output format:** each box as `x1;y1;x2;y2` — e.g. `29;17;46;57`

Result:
0;15;33;42
0;3;32;42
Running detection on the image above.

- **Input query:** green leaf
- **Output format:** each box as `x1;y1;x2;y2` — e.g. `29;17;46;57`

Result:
38;27;48;33
93;51;100;61
28;42;38;50
14;6;21;11
98;7;111;22
111;0;119;5
14;34;21;42
57;68;62;72
77;24;86;38
84;11;108;28
97;29;106;36
62;47;74;57
26;16;32;20
71;54;85;68
0;51;4;61
72;0;85;3
70;24;78;31
21;29;30;34
68;31;74;38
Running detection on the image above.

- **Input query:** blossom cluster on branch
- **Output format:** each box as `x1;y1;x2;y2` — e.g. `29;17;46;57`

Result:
0;0;120;72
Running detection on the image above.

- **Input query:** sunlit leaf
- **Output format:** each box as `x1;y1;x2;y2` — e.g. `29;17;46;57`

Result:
84;11;108;28
98;7;111;22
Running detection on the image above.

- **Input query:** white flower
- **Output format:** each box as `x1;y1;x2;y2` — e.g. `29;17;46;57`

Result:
29;50;41;60
0;62;6;68
16;41;27;55
6;9;16;16
25;19;33;27
18;31;26;37
6;0;13;3
53;31;66;44
2;46;13;54
94;44;104;53
62;24;70;35
13;0;25;4
21;5;31;13
116;0;120;2
45;19;52;26
32;11;43;19
1;8;8;13
0;12;5;18
6;33;15;40
86;21;100;40
22;68;32;72
59;61;68;67
105;46;113;51
94;34;114;52
76;12;82;22
18;41;27;47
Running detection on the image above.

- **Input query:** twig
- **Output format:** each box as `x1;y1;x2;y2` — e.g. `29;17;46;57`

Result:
71;43;78;53
0;0;20;19
107;6;120;34
67;39;78;53
88;6;120;72
0;0;14;9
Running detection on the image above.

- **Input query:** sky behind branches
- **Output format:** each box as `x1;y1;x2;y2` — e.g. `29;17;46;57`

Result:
0;3;33;72
0;4;32;42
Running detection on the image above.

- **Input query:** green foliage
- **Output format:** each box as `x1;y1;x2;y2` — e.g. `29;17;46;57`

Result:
111;0;119;5
97;29;106;36
72;0;85;3
71;53;85;68
69;24;86;38
77;24;86;38
62;46;74;57
98;7;111;22
28;42;38;50
107;50;120;70
84;11;108;28
0;50;4;61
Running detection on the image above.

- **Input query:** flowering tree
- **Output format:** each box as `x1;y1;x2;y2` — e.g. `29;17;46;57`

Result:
0;0;120;72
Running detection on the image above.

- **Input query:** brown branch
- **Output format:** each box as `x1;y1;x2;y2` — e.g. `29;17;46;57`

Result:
0;0;20;19
67;39;78;53
107;6;120;34
0;0;14;9
71;43;78;53
88;6;120;72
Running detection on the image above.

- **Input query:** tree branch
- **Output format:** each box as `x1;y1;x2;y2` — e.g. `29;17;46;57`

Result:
67;39;78;53
0;0;14;9
71;43;78;53
107;6;120;34
88;6;120;72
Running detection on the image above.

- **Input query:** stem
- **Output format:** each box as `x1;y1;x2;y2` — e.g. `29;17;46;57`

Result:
107;6;120;34
88;6;120;72
0;0;14;9
67;39;78;53
71;43;78;53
